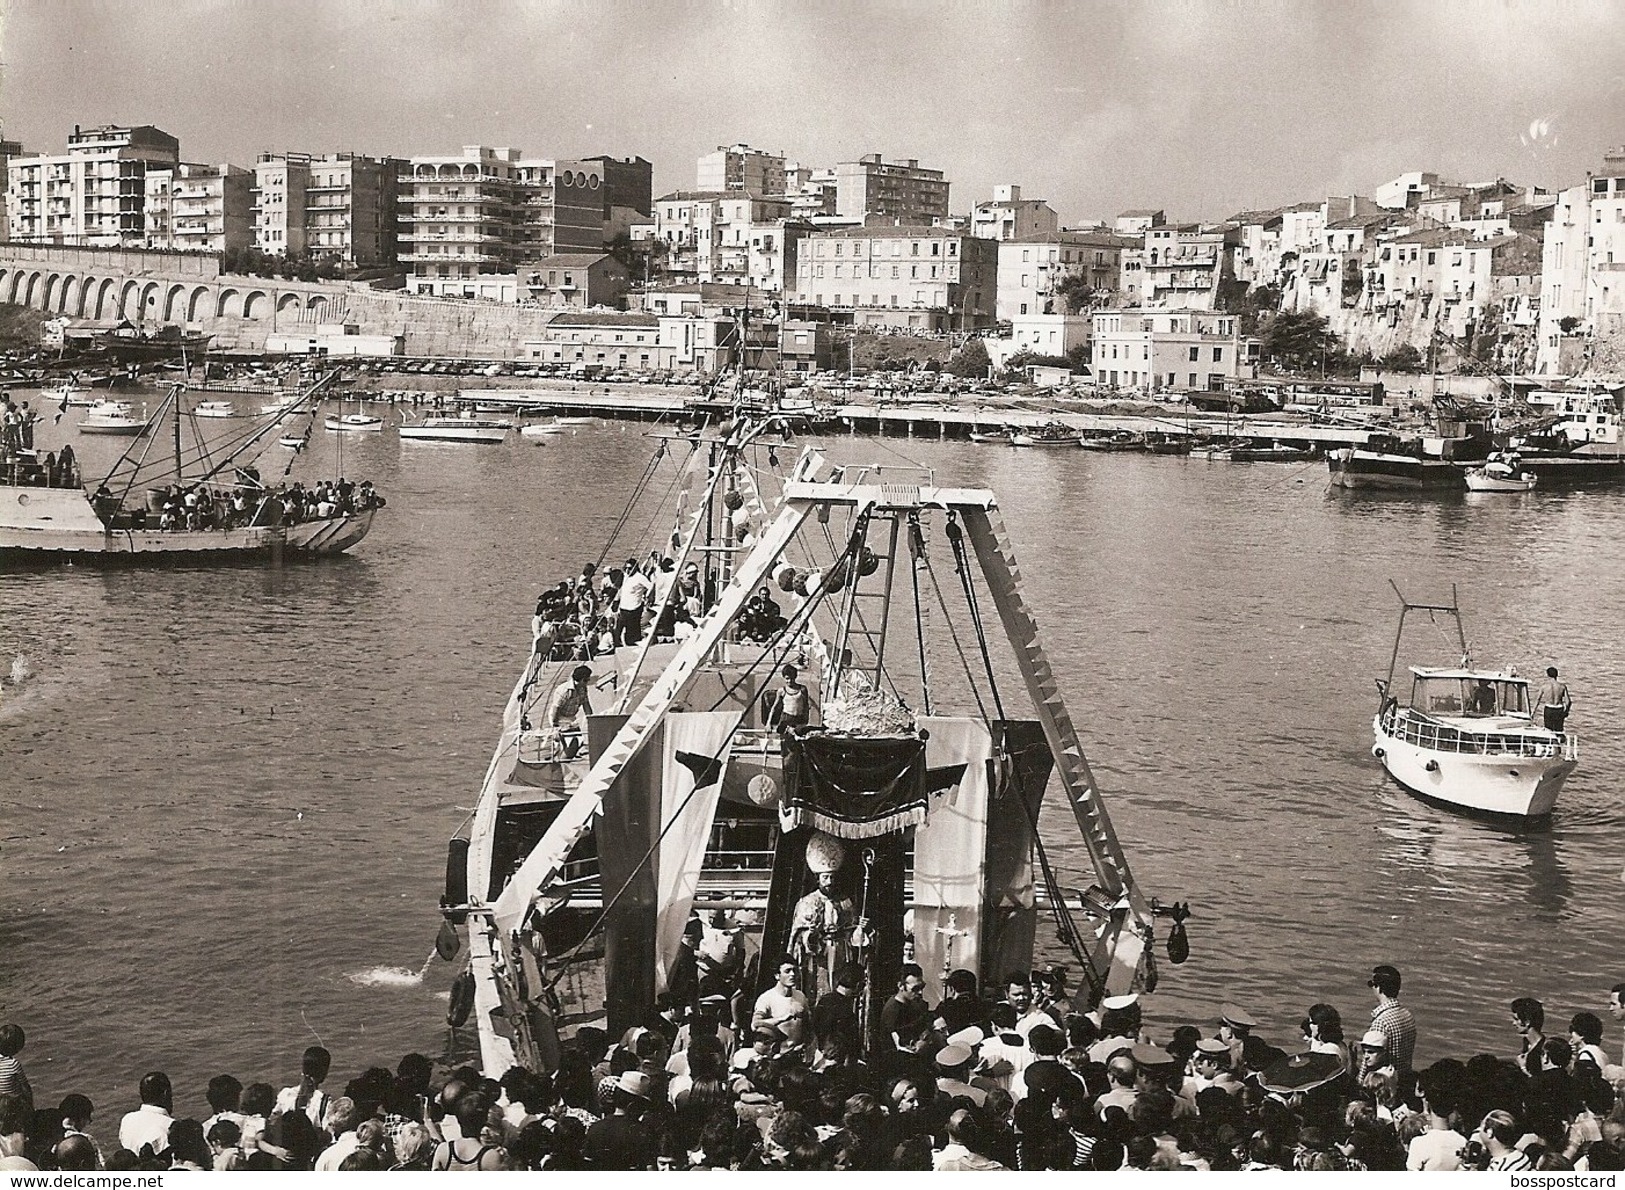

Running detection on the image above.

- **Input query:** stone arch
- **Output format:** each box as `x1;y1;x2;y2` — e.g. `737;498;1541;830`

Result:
163;283;188;322
243;290;269;319
41;274;59;312
118;279;141;319
72;276;93;317
216;287;241;318
138;281;162;322
0;270;10;304
95;278;117;320
276;293;303;319
22;271;42;308
306;294;328;317
186;285;210;322
59;276;80;315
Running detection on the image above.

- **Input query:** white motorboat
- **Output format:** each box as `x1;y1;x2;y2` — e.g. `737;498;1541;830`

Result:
325;413;384;433
1373;586;1577;818
519;422;569;439
193;400;237;419
260;394;304;415
1464;454;1537;493
400;414;510;444
278;436;306;451
78;401;146;435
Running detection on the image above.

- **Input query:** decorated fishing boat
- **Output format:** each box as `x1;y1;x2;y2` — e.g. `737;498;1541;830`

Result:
436;415;1187;1077
1372;585;1577;819
1;373;379;563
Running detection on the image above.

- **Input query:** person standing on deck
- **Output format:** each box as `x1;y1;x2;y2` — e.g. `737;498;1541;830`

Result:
1534;667;1572;732
615;561;653;648
547;666;594;758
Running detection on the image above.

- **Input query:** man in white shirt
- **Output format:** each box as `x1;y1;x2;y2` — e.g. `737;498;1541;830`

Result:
274;1045;332;1128
751;961;810;1034
615;564;653;647
118;1072;174;1159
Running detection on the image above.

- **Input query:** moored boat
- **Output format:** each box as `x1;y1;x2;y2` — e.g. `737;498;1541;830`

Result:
1078;431;1145;452
437;417;1183;1077
193;400;237;419
1010;422;1081;447
78;401;147;436
1372;586;1577;819
400;414;510;444
1464;454;1537;493
325;412;385;433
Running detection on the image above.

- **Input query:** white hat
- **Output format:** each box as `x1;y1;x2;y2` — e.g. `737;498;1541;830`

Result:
1101;993;1139;1011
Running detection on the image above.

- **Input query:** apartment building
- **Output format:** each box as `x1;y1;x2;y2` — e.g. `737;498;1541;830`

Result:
7;124;180;247
653;191;801;290
834;154;950;225
0;135;22;236
519;309;737;373
1090;308;1252;393
970;185;1059;241
253;154;311;256
144;163;252;254
1137;224;1241;309
519;253;630;310
696;144;787;196
1537;149;1625;372
398;146;611;297
792;226;996;331
996;231;1132;320
257;151;407;266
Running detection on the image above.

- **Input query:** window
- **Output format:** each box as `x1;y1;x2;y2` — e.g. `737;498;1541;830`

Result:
1189;373;1198;387
1188;346;1199;362
1213;347;1223;362
1022;249;1030;263
1021;274;1029;287
911;242;920;256
1020;303;1028;315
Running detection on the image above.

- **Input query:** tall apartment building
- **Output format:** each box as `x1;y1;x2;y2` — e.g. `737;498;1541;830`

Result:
654;191;800;289
696;144;787;196
6;124;180;246
144;163;252;254
791;225;996;331
834;154;950;226
1537;147;1625;374
0;135;22;234
582;154;654;238
252;153;401;264
996;231;1132;321
398;146;619;297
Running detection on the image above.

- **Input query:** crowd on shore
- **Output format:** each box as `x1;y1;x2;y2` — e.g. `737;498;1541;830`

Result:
3;969;1623;1173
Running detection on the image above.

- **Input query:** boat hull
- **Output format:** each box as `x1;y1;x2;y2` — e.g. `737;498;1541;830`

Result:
325;416;384;432
77;421;146;435
401;426;508;444
0;485;374;562
1464;472;1536;492
1372;714;1576;818
1328;449;1462;489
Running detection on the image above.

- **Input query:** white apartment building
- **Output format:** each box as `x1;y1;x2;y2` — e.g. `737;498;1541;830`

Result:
1537;149;1625;374
144;163;252;254
996;232;1130;320
970;185;1059;242
7;124;180;247
792;226;996;331
834;154;950;225
695;144;787;196
1090;308;1249;393
654;191;800;289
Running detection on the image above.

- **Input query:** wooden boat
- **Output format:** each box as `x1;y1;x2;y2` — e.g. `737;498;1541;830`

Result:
437;419;1179;1077
193;400;238;419
1372;585;1577;819
1464;455;1537;492
325;412;385;433
968;425;1013;444
1010;422;1081;447
400;414;510;444
2;374;378;563
1078;431;1145;452
78;401;146;436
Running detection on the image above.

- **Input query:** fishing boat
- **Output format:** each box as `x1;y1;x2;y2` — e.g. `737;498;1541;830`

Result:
92;322;212;364
1328;398;1492;489
1224;441;1317;463
1143;432;1191;455
1;374;379;563
1010;422;1082;447
325;412;385;433
1372;585;1577;819
436;416;1185;1077
193;400;238;419
400;412;512;444
78;401;147;436
967;425;1013;444
1077;431;1144;452
1464;453;1537;493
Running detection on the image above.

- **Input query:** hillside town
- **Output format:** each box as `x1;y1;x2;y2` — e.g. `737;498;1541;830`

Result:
0;124;1623;389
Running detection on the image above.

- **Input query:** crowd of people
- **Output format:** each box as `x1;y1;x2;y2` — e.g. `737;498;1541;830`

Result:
4;973;1623;1172
88;473;386;532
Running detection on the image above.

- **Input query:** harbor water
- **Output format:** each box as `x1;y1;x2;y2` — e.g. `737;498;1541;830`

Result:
3;403;1623;1147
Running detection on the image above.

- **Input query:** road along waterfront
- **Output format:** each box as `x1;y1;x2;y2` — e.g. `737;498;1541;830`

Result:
2;411;1622;1149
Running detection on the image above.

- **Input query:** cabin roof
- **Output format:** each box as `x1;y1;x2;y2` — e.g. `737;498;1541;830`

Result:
1409;666;1527;683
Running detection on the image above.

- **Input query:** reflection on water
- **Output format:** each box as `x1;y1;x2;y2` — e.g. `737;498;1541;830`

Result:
5;418;1625;1141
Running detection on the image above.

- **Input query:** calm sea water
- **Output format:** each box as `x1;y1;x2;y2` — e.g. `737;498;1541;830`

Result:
3;400;1622;1147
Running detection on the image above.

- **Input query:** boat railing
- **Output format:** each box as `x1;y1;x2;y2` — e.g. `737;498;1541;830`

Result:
1382;706;1577;759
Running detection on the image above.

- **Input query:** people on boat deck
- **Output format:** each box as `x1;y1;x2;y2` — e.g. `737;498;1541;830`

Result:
1535;667;1573;732
546;665;594;758
1468;679;1497;715
766;664;811;733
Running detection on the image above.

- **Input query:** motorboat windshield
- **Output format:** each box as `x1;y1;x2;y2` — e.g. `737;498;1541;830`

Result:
1408;668;1530;719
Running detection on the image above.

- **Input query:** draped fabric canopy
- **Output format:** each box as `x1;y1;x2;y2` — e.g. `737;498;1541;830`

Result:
780;730;928;839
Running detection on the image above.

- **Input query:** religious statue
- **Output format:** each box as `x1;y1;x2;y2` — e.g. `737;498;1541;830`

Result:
790;832;871;999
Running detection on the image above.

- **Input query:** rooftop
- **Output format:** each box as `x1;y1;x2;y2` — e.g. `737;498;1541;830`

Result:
525;253;615;269
547;311;660;328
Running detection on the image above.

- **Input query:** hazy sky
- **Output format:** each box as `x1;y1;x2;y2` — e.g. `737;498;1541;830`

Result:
3;0;1624;223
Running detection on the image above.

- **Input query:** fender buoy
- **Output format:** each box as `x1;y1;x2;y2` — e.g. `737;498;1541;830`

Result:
1372;747;1385;759
1425;759;1439;773
435;919;460;963
447;971;475;1028
1166;902;1191;965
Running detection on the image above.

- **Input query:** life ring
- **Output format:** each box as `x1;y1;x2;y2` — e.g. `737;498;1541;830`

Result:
447;971;475;1028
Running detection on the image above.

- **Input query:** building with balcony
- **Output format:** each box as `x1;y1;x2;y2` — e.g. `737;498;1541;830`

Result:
1090;308;1252;393
791;225;996;331
398;146;617;297
996;231;1133;320
971;185;1059;242
6;124;180;247
696;144;787;196
654;191;801;290
1534;167;1625;374
253;153;311;256
1137;224;1241;309
144;162;252;254
520;309;737;374
0;135;22;237
518;252;629;310
834;154;950;226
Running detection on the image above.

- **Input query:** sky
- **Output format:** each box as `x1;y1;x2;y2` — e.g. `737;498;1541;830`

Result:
3;0;1625;224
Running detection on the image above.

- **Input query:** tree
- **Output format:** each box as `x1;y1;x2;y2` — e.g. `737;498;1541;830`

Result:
1559;315;1582;334
945;337;990;379
1379;343;1424;372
